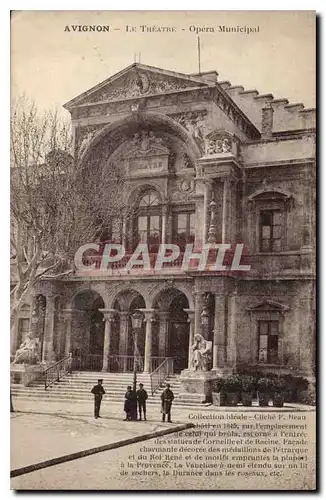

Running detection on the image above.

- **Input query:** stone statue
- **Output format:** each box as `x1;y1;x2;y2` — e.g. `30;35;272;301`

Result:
205;138;216;155
222;138;232;153
13;334;40;365
79;130;96;156
190;333;212;372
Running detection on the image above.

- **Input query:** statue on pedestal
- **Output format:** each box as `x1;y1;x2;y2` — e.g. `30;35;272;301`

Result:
13;334;40;365
190;333;212;372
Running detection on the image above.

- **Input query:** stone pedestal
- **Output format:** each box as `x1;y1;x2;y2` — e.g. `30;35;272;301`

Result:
179;367;234;403
179;370;218;403
10;364;44;387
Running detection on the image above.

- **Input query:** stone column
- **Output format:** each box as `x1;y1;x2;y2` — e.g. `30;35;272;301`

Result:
141;309;156;372
194;292;206;337
222;178;232;243
212;295;226;369
158;311;170;358
203;180;212;245
119;311;129;371
226;294;237;367
42;295;56;363
184;309;195;369
61;309;73;357
122;212;127;248
161;206;168;245
99;309;117;372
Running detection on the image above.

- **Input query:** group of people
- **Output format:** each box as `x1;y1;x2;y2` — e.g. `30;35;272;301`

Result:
90;379;174;423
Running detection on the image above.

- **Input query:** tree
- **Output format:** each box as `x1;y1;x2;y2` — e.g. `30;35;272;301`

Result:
10;96;125;334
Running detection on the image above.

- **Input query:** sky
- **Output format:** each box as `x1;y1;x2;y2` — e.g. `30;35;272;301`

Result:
11;10;316;118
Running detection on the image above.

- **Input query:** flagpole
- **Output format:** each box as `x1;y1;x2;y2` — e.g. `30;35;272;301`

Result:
197;36;201;75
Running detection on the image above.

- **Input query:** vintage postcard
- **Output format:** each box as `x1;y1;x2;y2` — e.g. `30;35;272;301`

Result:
10;10;316;490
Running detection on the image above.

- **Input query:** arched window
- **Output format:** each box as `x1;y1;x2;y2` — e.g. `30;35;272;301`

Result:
134;190;162;251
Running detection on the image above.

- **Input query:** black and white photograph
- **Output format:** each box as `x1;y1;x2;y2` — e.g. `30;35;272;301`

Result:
9;10;316;490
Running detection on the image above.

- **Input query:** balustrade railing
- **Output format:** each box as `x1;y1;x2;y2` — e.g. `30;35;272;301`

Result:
150;357;174;396
106;355;166;373
107;355;142;373
72;353;103;372
44;353;72;390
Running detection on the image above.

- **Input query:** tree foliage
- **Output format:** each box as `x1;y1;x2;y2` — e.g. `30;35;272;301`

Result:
10;96;125;323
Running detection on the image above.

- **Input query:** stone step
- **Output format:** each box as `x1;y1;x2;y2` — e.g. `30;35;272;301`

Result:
10;371;199;406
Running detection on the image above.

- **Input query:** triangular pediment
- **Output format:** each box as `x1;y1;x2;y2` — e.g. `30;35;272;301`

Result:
64;63;211;109
247;300;289;312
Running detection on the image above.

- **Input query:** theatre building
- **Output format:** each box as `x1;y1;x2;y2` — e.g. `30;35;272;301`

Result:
11;63;316;399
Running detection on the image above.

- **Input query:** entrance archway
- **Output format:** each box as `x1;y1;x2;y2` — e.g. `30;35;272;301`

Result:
72;290;105;370
153;288;190;373
169;293;190;372
112;289;146;372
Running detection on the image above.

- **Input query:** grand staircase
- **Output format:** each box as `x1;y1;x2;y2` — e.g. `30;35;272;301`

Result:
11;371;205;408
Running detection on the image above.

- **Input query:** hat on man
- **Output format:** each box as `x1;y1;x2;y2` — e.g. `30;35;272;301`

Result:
98;379;103;383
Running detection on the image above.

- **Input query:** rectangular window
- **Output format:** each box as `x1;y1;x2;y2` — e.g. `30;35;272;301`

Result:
138;216;148;243
258;320;279;364
173;211;195;247
259;210;283;252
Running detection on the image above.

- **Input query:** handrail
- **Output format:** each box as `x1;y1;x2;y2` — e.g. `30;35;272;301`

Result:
44;353;72;390
149;357;174;396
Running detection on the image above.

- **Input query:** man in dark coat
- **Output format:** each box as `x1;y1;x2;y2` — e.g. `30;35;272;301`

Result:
136;383;148;421
124;386;137;421
91;379;105;419
161;383;174;423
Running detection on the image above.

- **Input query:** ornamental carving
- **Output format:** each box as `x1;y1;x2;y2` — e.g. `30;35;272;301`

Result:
112;131;170;178
172;111;208;145
204;131;239;157
170;178;195;202
123;131;169;158
205;136;232;155
88;70;201;103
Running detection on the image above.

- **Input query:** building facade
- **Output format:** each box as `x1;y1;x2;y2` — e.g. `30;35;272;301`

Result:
11;63;316;384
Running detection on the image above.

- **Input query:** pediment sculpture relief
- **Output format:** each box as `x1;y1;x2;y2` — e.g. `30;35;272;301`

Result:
88;70;200;103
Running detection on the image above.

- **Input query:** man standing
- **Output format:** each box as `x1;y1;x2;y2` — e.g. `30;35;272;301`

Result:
124;385;137;421
136;383;148;421
161;383;174;423
91;379;105;419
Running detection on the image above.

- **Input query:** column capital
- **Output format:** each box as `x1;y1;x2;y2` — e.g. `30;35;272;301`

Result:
139;308;156;322
99;308;118;322
184;309;195;322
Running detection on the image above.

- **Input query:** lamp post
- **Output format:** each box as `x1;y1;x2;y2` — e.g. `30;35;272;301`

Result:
131;310;143;393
